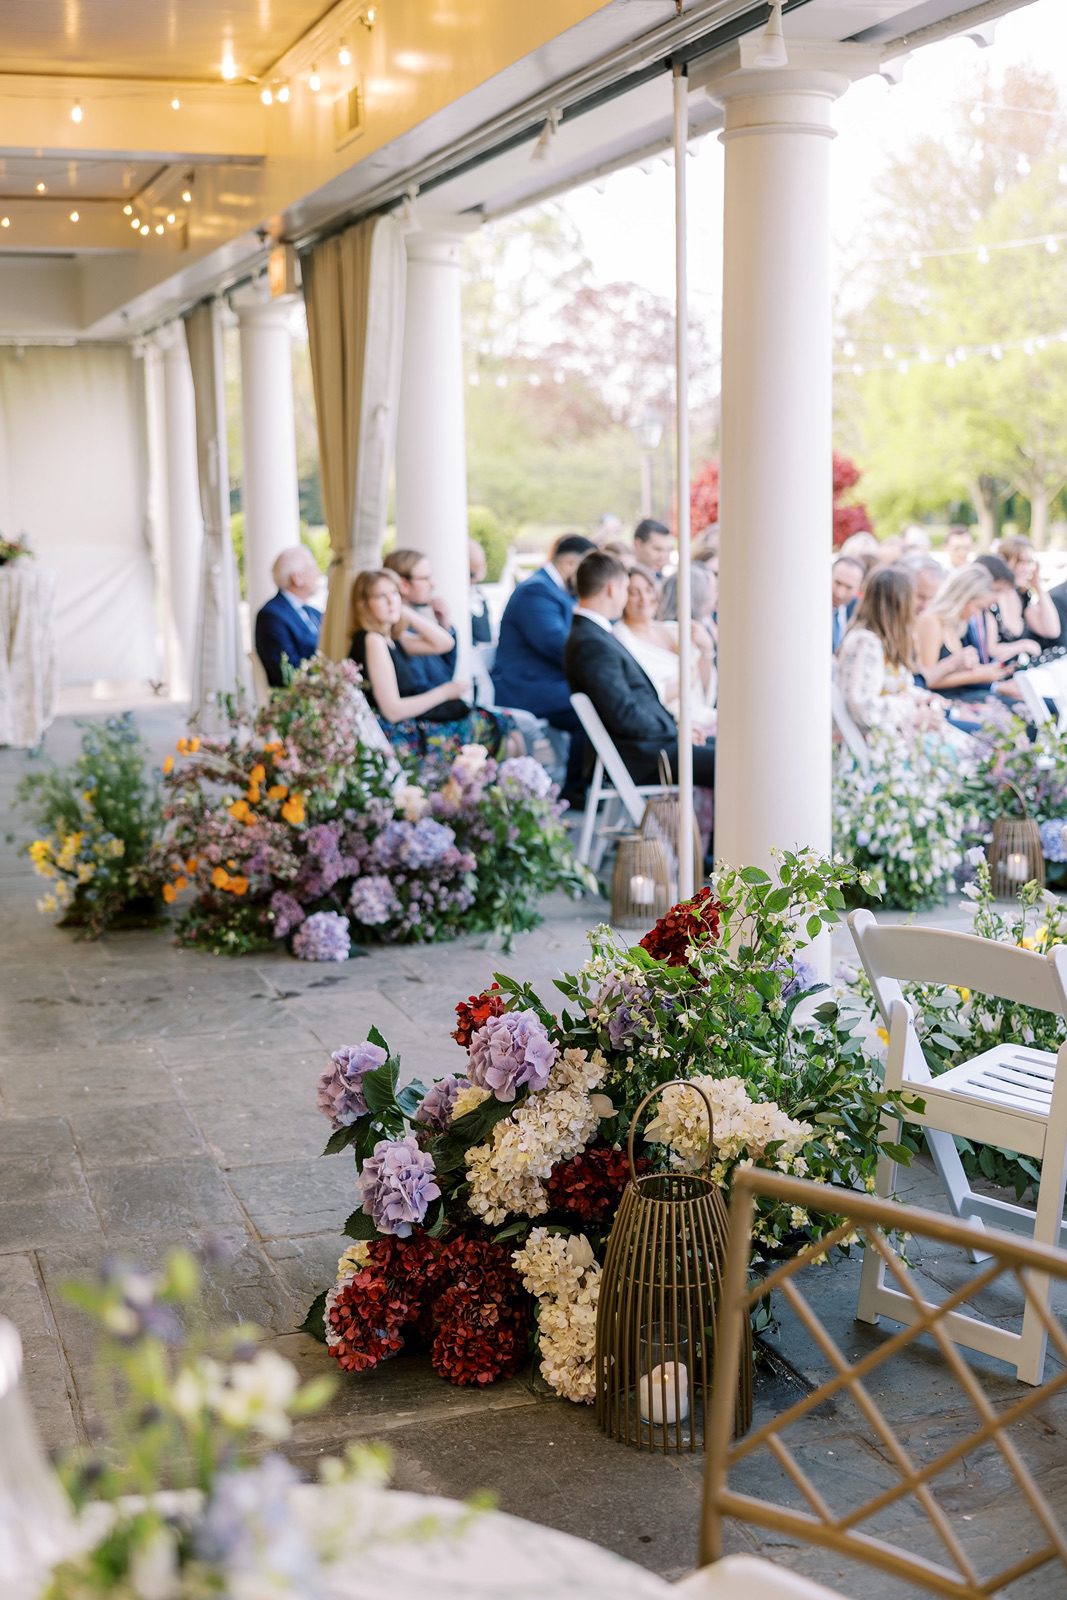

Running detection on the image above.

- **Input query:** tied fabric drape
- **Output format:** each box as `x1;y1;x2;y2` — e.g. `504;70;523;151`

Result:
183;300;249;727
301;215;406;659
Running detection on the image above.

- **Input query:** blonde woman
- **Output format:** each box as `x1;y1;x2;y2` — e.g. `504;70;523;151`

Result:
836;566;955;738
348;569;513;756
993;534;1059;644
915;564;1011;718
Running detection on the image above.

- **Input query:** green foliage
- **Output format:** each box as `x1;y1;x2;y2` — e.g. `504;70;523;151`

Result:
468;503;509;582
963;712;1067;827
18;715;163;936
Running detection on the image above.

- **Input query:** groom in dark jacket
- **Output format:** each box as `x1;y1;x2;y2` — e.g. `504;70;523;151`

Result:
254;546;323;688
564;550;715;789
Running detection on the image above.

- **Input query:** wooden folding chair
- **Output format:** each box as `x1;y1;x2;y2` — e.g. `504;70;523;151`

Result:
849;910;1067;1383
680;1167;1067;1598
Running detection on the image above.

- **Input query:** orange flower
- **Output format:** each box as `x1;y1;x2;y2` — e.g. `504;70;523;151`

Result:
162;755;174;775
175;875;188;892
281;795;306;826
263;740;282;756
228;799;251;824
188;737;200;753
226;858;237;869
177;738;188;755
185;856;198;873
246;785;261;805
267;784;288;802
162;882;177;904
211;866;230;890
228;875;249;896
250;763;266;785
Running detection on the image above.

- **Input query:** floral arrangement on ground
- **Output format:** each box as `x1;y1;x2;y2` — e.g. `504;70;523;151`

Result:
22;659;590;955
301;855;921;1402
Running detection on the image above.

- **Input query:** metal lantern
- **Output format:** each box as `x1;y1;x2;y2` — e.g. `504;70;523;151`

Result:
612;834;672;929
595;1082;753;1452
640;756;703;899
988;781;1045;899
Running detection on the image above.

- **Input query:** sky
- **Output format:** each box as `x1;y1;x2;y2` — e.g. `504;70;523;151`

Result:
556;0;1067;316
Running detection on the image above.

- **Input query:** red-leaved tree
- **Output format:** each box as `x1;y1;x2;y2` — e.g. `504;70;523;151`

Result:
688;453;872;546
689;461;719;532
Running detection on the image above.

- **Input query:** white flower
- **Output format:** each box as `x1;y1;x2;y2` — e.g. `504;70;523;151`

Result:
589;1093;615;1120
337;1241;371;1280
450;1083;491;1122
215;1349;299;1441
961;882;981;901
395;783;428;822
459;743;488;768
965;847;986;868
128;1524;180;1600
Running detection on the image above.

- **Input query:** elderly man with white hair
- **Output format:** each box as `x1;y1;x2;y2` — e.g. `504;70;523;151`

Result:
254;545;323;688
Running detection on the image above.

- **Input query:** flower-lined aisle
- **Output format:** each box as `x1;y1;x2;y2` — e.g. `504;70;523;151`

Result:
19;660;591;956
303;857;920;1400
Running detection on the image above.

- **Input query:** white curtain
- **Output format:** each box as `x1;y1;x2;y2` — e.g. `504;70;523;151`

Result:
183;300;248;725
301;215;406;659
0;346;157;684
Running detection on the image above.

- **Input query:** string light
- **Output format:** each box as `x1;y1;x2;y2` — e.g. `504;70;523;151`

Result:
221;49;237;81
873;228;1067;266
140;223;150;235
1;217;10;229
837;324;1067;374
277;82;291;103
171;96;181;111
260;86;273;105
338;40;352;66
308;63;321;92
69;210;79;222
155;223;164;235
359;6;377;28
977;244;990;264
122;203;132;216
35;181;46;194
166;211;176;225
70;99;83;124
131;217;140;229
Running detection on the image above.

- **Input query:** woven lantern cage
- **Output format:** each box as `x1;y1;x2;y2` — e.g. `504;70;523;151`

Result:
988;782;1045;899
612;834;672;929
640;754;702;899
595;1082;753;1453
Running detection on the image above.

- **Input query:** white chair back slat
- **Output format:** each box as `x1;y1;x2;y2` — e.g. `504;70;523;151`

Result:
569;691;648;828
850;909;1067;1016
471;643;497;708
831;680;871;775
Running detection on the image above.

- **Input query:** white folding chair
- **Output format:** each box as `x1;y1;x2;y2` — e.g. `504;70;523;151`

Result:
849;909;1067;1383
1013;655;1067;731
830;681;870;776
569;692;673;870
471;642;497;706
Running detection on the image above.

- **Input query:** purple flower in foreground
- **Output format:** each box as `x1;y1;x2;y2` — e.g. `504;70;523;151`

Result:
468;1009;557;1102
269;890;306;941
349;873;402;927
292;910;350;962
497;756;553;800
780;958;819;1002
358;1134;441;1236
414;1074;470;1133
197;1455;315;1588
316;1041;387;1127
1040;819;1067;864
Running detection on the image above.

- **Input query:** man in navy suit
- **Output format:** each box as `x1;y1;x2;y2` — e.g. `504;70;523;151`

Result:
831;556;863;652
492;533;596;807
254;547;323;688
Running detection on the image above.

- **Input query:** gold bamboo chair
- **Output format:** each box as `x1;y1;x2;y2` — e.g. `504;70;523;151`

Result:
678;1167;1067;1599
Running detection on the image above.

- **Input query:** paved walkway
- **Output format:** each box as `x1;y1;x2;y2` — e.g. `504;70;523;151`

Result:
1;707;1063;1593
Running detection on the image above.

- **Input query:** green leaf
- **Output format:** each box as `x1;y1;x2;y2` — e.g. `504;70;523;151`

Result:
424;1199;448;1238
978;1146;998;1180
367;1025;391;1054
806;914;823;942
766;887;792;914
397;1079;429;1118
881;1143;913;1165
492;1219;529;1243
322;1123;361;1157
299;1290;329;1343
343;1207;381;1241
362;1057;400;1117
739;867;772;885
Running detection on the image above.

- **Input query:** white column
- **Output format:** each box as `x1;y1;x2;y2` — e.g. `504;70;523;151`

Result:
158;324;202;702
704;45;877;883
395;220;478;678
236;296;302;619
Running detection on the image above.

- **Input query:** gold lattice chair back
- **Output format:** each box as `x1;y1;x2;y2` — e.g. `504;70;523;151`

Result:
694;1168;1067;1599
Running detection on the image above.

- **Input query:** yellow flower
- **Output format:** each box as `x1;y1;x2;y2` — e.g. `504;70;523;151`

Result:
108;838;125;858
76;863;95;884
81;789;95;805
951;985;970;1005
162;755;174;774
249;763;266;785
177;738;188;754
246;785;261;805
28;839;50;863
188;737;200;753
281;795;305;826
1018;937;1036;951
38;894;57;914
162;883;177;904
267;784;288;802
211;866;230;890
226;858;237;870
876;1026;889;1047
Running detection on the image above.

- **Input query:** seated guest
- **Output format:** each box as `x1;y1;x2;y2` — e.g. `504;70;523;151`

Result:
632;518;673;585
469;539;493;645
915;564;1011;720
993;535;1060;646
902;553;943;617
973;554;1045;664
831;556;864;651
492;533;596;807
349;569;513;756
563;551;714;788
615;567;715;733
691;525;719;565
836;567;968;749
254;546;323;688
599;538;636;568
660;559;718;666
944;524;975;569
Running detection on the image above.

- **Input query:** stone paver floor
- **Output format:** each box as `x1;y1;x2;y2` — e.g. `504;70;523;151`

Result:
1;706;1064;1594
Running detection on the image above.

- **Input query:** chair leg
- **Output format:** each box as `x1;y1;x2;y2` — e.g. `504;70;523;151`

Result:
1016;1137;1067;1383
576;763;602;867
925;1128;990;1263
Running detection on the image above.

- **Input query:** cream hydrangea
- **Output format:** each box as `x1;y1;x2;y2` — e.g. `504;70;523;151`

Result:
336;1241;372;1280
643;1074;812;1181
513;1229;601;1404
450;1083;491;1122
465;1048;606;1225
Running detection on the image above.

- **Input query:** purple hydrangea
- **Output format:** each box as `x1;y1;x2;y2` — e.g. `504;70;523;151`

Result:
1040;819;1067;864
358;1134;441;1236
196;1456;314;1588
497;756;553;800
292;910;351;962
316;1041;387;1127
778;958;819;1002
269;890;306;941
468;1009;558;1102
349;873;402;927
399;817;457;869
414;1074;470;1132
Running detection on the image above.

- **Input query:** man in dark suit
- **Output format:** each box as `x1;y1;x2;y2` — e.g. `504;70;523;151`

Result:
564;550;715;788
831;556;863;651
254;546;323;688
492;533;596;807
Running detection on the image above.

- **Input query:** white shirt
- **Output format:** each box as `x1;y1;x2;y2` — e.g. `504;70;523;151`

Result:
543;562;566;591
573;605;613;633
281;588;314;626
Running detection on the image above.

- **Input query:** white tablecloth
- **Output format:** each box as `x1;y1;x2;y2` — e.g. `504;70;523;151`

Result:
0;562;58;748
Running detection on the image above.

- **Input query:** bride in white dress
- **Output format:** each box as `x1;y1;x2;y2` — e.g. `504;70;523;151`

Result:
614;566;716;735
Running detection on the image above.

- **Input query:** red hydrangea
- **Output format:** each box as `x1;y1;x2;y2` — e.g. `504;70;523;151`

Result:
429;1234;531;1386
639;886;722;968
453;982;508;1050
326;1267;412;1374
545;1145;641;1224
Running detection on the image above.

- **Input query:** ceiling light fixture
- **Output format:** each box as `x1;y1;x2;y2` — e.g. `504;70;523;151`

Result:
753;0;788;69
221;49;237;81
277;82;291;103
308;63;321;92
171;96;181;111
70;99;83;124
359;7;377;29
338;41;352;66
140;224;150;235
123;203;133;216
69;210;79;222
260;85;273;105
36;181;47;194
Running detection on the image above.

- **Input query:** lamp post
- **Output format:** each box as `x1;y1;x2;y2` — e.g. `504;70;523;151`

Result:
634;405;664;518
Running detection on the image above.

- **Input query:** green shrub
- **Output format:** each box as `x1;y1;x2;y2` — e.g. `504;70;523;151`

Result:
468;504;510;582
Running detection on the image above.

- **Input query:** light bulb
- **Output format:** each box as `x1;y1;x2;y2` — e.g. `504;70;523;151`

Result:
70;100;83;124
260;86;273;105
338;41;351;66
140;224;150;235
362;6;377;26
155;223;164;234
171;96;181;111
1047;238;1060;254
1;217;9;229
181;188;192;204
277;82;290;103
131;217;140;229
123;203;133;216
991;344;1004;360
166;212;176;225
882;344;895;360
909;252;921;270
36;181;46;194
221;52;237;81
69;209;79;222
308;64;321;92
